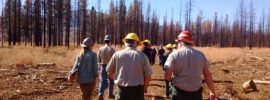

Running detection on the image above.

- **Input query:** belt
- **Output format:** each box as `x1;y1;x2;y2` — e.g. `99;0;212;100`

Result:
118;85;144;88
101;64;107;66
173;86;203;94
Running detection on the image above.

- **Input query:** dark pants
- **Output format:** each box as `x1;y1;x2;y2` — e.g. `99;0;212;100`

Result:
116;86;144;100
165;80;171;97
171;86;203;100
163;68;171;96
98;64;114;96
159;56;163;65
79;81;96;100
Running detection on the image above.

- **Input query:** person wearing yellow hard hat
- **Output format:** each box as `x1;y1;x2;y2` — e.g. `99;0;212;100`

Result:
173;44;177;51
143;39;151;45
107;33;153;100
162;43;173;98
141;39;153;64
122;32;141;45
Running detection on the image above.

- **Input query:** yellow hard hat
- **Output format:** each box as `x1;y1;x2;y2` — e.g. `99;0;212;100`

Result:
166;44;173;48
143;39;151;44
122;32;140;43
173;44;177;48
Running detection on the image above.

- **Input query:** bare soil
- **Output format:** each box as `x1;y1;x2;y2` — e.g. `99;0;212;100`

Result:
0;49;269;100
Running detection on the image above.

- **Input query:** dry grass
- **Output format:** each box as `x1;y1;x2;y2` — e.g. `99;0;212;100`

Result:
0;45;269;99
196;47;244;63
0;46;78;67
0;45;269;68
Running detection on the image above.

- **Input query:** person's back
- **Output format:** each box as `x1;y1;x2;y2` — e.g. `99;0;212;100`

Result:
143;47;152;63
77;50;98;84
158;47;165;65
98;44;115;64
162;51;172;66
167;45;207;91
107;33;152;100
165;31;217;100
158;48;165;57
69;38;98;100
150;47;157;65
108;47;151;86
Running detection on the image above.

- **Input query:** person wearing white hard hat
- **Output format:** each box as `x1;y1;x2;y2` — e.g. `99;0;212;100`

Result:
68;38;98;100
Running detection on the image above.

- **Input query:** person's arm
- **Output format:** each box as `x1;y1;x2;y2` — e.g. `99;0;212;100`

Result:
143;55;153;92
68;55;80;82
106;54;116;80
92;53;98;78
203;68;217;99
71;55;80;71
165;68;173;81
164;54;174;81
203;55;218;100
144;76;151;92
97;49;102;64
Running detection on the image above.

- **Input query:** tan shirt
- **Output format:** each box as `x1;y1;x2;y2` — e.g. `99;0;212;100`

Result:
106;47;153;87
165;45;209;91
98;44;115;64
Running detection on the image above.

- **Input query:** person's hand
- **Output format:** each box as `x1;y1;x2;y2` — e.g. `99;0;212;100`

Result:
209;92;218;100
144;84;149;93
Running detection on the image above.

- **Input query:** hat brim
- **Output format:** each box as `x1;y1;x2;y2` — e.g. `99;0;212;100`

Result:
175;39;194;46
80;44;87;47
122;38;142;46
142;41;152;46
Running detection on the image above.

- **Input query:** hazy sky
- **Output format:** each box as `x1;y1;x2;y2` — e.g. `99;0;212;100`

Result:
89;0;269;24
0;0;269;24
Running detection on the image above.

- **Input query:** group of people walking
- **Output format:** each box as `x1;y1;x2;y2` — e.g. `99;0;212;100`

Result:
68;31;217;100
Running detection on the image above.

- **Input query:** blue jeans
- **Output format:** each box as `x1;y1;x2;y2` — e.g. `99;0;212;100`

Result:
98;64;114;96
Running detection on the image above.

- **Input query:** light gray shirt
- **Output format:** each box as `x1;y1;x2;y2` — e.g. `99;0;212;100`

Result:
71;50;98;84
165;45;209;91
98;44;115;64
106;47;153;87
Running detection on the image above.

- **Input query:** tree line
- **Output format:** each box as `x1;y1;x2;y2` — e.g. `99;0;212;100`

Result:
0;0;270;48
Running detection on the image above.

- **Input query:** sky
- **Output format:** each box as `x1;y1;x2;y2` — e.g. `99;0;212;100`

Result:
88;0;270;24
0;0;269;24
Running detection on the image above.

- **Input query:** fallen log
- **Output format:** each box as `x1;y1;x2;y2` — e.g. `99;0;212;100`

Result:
253;80;270;85
242;80;270;93
0;69;12;71
250;56;264;60
54;77;68;81
37;63;56;66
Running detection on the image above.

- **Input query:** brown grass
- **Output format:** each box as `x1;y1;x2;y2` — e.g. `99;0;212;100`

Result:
0;45;269;68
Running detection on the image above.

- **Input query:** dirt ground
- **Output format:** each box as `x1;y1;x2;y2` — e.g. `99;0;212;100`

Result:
0;47;269;100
